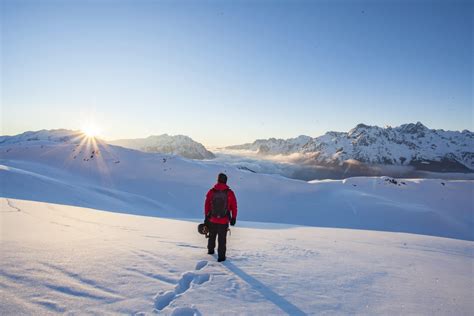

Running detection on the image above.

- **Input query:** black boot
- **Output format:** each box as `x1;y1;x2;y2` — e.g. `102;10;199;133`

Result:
217;256;226;262
207;223;217;255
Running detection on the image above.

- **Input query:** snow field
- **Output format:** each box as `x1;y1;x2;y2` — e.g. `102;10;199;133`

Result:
1;198;473;315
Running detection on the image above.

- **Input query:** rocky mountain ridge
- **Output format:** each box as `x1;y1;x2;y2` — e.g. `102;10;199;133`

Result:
226;122;473;172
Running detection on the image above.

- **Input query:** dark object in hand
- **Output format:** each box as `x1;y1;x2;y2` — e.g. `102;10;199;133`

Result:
230;218;236;226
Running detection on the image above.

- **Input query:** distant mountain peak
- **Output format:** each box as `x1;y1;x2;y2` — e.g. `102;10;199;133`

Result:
225;123;474;172
108;134;215;160
399;121;428;134
0;129;92;145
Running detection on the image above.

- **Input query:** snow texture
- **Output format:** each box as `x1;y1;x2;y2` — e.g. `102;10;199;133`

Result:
1;198;473;315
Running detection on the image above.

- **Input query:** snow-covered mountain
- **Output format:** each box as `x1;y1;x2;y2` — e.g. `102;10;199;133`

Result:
226;122;474;172
0;129;473;240
227;135;313;155
1;128;473;314
108;134;215;160
0;129;84;145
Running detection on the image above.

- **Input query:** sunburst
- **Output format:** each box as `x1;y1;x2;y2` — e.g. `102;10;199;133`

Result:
81;123;101;138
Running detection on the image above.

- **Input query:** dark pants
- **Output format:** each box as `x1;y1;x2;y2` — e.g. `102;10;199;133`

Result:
207;222;228;259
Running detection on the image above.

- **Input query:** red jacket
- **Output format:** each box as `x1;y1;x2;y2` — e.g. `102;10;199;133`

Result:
205;183;238;224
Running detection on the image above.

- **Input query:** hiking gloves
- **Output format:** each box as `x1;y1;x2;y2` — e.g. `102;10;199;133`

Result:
230;218;236;226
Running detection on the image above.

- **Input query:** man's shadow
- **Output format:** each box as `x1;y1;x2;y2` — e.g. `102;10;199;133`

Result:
223;261;306;315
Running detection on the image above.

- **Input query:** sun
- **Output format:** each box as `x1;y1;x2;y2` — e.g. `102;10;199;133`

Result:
81;123;101;138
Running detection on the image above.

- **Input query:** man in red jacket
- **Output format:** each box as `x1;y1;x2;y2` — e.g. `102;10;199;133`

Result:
204;173;238;262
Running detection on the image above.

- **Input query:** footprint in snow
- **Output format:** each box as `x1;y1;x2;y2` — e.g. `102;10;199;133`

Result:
170;306;202;316
153;261;210;312
195;261;207;271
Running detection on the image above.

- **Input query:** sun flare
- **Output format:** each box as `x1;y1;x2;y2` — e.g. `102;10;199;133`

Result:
81;123;101;138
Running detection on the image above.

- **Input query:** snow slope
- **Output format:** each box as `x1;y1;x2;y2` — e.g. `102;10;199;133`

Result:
0;131;473;241
1;198;473;315
226;122;474;172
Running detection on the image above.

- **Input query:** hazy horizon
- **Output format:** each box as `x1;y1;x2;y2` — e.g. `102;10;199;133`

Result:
1;120;472;148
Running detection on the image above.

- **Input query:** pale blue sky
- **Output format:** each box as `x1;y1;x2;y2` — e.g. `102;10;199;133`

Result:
1;0;472;146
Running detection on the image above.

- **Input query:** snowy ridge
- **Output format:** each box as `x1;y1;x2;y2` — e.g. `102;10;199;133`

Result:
108;134;215;160
226;122;474;172
0;129;84;145
228;135;313;155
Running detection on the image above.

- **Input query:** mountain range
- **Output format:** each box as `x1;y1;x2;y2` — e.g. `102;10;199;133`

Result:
226;122;474;172
1;122;472;173
0;130;215;160
0;128;472;241
2;140;472;314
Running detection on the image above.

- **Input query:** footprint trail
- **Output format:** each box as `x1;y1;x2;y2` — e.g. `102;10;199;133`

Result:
153;261;210;313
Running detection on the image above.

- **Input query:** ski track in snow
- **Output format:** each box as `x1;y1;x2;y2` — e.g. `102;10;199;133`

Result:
124;267;178;285
40;262;121;297
4;198;21;213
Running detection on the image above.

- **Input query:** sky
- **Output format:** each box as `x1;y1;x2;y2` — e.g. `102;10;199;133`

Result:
1;0;472;146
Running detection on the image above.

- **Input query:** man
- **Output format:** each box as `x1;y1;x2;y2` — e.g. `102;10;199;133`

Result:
204;173;238;262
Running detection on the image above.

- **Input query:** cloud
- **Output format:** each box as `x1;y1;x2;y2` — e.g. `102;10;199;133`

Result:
213;149;474;181
212;151;298;178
